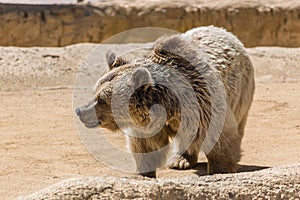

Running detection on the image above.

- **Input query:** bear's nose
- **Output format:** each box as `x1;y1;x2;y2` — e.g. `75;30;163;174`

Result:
75;107;81;116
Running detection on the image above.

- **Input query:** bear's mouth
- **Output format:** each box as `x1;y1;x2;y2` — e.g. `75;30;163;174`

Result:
84;121;100;128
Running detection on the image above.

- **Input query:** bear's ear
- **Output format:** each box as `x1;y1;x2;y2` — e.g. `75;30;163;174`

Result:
166;117;180;132
129;67;152;89
106;50;116;70
106;50;129;70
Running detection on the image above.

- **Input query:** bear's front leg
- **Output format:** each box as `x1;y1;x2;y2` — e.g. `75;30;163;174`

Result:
167;127;201;170
168;135;201;170
206;116;242;174
127;127;170;178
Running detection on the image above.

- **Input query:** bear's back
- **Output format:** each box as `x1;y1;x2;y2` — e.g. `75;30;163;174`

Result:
184;26;248;71
184;26;255;121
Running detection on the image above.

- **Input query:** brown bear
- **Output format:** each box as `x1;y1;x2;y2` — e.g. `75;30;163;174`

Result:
75;26;255;178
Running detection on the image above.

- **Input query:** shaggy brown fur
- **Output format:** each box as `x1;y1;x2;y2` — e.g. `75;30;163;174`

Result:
76;26;255;178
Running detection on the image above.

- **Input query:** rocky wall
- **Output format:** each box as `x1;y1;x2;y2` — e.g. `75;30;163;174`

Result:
1;0;300;47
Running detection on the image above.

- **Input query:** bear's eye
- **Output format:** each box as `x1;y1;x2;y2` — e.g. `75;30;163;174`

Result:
97;99;106;105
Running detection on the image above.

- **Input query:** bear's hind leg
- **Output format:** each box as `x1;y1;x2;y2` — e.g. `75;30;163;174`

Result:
238;114;249;136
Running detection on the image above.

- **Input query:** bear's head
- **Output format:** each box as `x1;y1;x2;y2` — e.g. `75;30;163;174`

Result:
75;61;181;134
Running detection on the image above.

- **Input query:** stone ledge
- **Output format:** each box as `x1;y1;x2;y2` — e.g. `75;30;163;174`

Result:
18;164;300;200
1;0;300;47
1;44;299;91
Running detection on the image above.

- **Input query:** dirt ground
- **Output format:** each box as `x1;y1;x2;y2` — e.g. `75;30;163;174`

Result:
0;44;299;199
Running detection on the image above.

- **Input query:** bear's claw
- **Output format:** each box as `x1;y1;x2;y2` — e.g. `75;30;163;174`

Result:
170;156;191;170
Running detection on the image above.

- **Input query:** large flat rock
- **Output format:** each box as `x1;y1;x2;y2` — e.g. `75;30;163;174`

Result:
19;164;300;200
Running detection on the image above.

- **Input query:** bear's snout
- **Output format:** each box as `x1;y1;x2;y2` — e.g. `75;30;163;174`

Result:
75;101;99;128
75;107;81;116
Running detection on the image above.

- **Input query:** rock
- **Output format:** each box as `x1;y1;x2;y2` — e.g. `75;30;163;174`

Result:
18;164;300;200
1;1;300;47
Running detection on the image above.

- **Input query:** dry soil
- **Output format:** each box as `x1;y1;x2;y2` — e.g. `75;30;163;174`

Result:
0;44;299;199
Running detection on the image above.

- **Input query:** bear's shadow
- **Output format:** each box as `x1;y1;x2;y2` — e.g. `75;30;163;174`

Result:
192;162;269;176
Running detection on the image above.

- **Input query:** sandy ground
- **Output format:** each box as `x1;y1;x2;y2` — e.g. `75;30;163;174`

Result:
0;44;299;199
